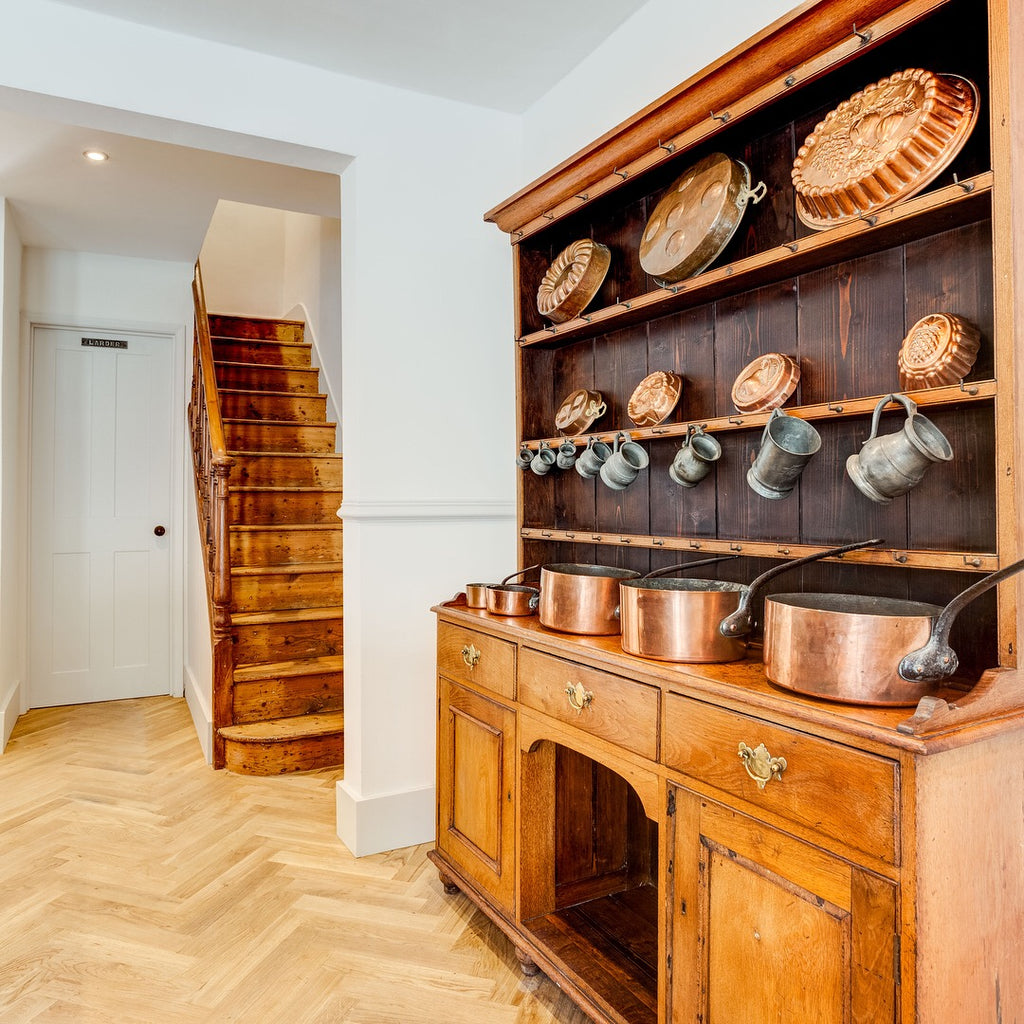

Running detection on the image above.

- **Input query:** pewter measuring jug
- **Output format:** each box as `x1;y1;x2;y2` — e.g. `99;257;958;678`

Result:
846;393;953;504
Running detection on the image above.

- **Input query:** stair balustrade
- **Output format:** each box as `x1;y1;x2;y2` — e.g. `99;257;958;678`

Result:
189;261;234;768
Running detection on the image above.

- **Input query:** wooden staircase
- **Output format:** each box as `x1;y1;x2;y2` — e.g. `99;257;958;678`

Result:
208;312;344;774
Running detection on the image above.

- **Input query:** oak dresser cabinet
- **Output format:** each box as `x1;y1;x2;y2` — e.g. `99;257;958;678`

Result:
429;1;1024;1021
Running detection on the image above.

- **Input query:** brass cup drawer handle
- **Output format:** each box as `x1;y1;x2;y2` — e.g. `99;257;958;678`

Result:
738;741;787;790
461;644;481;670
565;681;594;714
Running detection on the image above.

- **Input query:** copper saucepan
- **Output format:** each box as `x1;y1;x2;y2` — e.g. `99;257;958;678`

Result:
483;565;542;616
721;547;1024;705
538;563;641;635
618;555;743;662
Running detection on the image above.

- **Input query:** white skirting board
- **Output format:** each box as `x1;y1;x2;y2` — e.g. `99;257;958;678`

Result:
183;665;213;765
0;679;22;752
336;779;436;858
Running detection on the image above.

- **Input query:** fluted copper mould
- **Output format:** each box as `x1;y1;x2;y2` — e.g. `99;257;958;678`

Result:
792;68;980;229
897;313;981;391
536;239;611;323
627;370;683;427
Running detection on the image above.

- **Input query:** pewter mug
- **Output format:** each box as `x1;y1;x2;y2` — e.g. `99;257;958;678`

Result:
747;408;821;499
600;432;650;490
556;440;578;470
516;445;534;471
669;424;722;487
575;437;612;479
530;440;557;476
846;393;953;503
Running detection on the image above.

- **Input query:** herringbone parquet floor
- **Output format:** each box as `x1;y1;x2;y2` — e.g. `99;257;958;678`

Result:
0;697;590;1024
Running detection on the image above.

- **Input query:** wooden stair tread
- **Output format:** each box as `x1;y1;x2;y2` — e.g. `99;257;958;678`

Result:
218;711;344;743
232;485;342;493
219;387;328;399
234;655;344;681
228;449;342;459
231;561;343;577
211;335;310;348
230;523;342;533
232;606;344;626
215;359;318;371
224;417;337;427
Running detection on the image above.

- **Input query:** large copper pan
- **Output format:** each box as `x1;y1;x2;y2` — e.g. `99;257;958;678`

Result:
618;556;744;662
721;552;1024;705
538;563;640;635
621;541;879;663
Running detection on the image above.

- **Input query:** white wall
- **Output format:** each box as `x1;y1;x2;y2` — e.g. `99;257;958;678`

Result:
0;200;25;748
0;0;520;854
200;201;343;435
521;0;801;180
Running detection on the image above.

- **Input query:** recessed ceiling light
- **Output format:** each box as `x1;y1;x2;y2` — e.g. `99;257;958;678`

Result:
83;149;109;162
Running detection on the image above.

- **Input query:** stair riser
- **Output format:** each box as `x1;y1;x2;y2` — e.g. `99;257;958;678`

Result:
208;316;304;343
229;491;342;525
229;455;342;488
215;364;321;394
220;392;327;422
213;339;311;368
225;423;336;453
233;617;343;663
233;672;344;724
231;573;343;612
223;733;344;775
230;529;342;566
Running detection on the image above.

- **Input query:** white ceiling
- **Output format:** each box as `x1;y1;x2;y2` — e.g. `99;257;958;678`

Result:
49;0;651;114
0;0;649;261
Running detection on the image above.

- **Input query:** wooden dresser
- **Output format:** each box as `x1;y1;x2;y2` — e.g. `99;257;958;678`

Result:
430;0;1024;1020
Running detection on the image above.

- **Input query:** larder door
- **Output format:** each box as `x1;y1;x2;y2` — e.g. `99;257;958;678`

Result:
29;326;174;707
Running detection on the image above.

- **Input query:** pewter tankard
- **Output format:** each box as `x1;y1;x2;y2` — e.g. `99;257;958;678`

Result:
747;408;821;499
846;393;953;503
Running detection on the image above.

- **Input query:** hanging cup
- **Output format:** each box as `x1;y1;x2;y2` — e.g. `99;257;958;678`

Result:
600;432;650;490
846;393;953;503
747;408;821;499
556;440;578;470
529;440;557;476
516;445;534;471
669;425;722;487
575;437;613;479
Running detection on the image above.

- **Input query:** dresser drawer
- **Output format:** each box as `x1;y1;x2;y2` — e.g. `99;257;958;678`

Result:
518;648;659;760
663;694;898;865
437;623;516;699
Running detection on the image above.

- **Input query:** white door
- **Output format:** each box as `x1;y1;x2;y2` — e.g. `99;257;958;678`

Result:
29;326;173;707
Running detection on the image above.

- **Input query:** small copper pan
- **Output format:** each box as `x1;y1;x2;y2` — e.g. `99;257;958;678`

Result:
484;565;541;617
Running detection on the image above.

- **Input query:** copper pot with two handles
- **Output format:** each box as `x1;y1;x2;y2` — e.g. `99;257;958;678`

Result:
719;550;1024;705
620;540;879;663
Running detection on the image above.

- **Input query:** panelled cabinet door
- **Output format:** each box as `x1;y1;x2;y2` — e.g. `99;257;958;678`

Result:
437;678;516;914
667;784;897;1024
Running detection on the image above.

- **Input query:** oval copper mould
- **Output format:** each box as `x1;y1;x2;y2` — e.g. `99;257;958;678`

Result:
792;68;980;229
731;353;800;413
627;370;683;427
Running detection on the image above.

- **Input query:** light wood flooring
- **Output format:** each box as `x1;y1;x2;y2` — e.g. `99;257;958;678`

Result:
0;697;590;1023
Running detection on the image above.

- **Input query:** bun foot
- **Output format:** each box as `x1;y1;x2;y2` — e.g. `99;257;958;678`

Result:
515;947;541;977
437;869;460;895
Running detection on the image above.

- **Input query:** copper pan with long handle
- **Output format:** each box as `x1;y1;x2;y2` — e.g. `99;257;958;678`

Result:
726;549;1024;706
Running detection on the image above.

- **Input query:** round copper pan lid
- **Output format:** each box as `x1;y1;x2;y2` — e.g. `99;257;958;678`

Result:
792;69;979;230
536;239;611;324
731;353;801;413
898;312;981;391
628;371;683;427
639;153;766;284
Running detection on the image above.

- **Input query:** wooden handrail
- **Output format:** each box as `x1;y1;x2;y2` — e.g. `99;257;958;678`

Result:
189;260;234;768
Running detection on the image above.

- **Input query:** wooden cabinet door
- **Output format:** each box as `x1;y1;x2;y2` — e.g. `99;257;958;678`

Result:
667;784;897;1024
437;678;516;914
